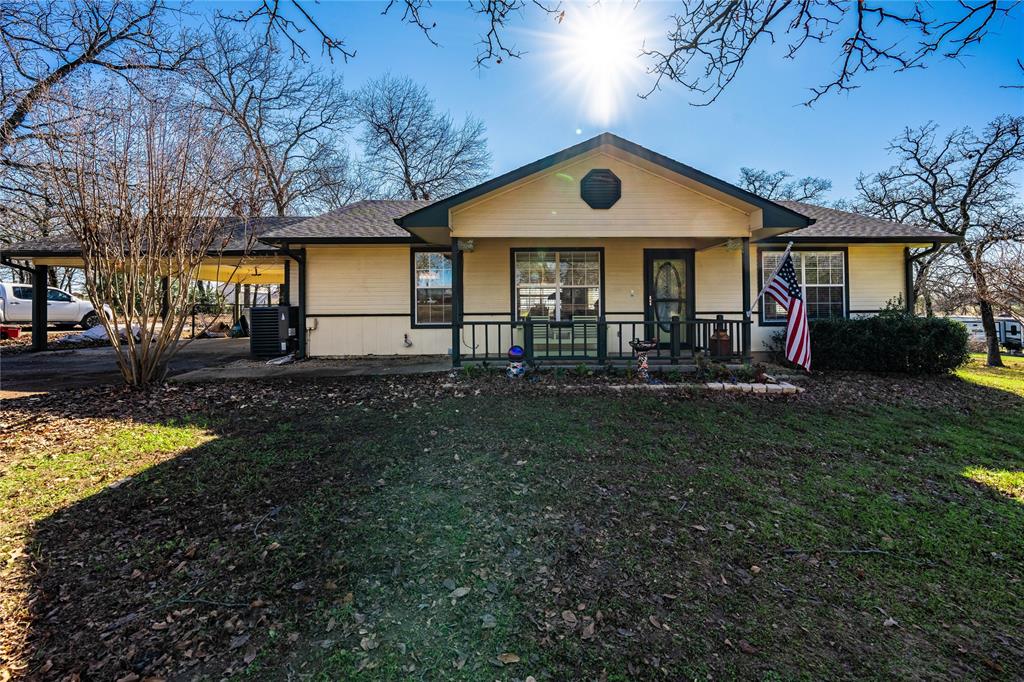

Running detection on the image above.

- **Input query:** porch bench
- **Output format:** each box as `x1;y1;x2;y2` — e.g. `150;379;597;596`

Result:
531;315;599;358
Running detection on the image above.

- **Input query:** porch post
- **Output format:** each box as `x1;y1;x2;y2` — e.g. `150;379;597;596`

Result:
160;276;170;321
297;249;307;358
903;247;914;313
741;237;751;362
450;238;462;367
670;313;681;364
31;264;49;352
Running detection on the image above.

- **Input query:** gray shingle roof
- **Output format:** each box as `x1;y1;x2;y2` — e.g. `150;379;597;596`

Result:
777;201;958;242
1;216;309;258
260;200;432;242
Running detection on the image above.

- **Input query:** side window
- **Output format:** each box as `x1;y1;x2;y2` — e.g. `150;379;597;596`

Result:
12;286;33;300
47;289;73;302
412;249;453;325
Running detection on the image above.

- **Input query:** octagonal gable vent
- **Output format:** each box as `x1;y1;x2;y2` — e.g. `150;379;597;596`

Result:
580;169;621;209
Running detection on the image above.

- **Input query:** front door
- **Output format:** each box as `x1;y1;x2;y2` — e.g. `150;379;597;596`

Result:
643;249;694;346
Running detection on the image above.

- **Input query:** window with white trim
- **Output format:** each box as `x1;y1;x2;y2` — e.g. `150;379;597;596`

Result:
514;251;600;321
413;250;452;325
761;251;845;322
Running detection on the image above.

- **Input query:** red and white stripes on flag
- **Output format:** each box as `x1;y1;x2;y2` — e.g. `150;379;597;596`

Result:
763;252;811;371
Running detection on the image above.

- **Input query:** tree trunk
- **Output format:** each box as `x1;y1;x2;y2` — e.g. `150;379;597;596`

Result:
923;290;933;318
958;243;1003;367
978;298;1004;367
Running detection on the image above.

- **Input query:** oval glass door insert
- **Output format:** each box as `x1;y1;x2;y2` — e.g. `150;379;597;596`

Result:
654;260;684;332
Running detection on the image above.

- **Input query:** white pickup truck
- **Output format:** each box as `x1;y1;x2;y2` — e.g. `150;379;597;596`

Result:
0;282;112;328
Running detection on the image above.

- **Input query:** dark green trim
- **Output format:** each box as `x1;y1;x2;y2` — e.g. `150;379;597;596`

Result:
160;277;170;321
396;132;813;230
509;247;606;321
756;246;850;327
904;242;943;313
451;238;463;367
580;168;621;209
409;245;456;329
277;245;307;357
904;247;913;313
642;248;696;347
31;264;48;351
741;237;751;360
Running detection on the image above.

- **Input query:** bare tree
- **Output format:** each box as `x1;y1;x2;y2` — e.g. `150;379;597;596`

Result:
737;168;831;202
857;115;1024;366
217;0;356;62
640;1;1018;106
984;241;1024;322
195;24;358;216
44;80;240;385
0;0;195;159
355;74;491;201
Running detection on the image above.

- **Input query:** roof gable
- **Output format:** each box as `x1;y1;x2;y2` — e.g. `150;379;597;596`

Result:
396;132;813;230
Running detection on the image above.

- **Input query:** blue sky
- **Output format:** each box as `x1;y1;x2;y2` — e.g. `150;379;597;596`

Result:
204;1;1023;201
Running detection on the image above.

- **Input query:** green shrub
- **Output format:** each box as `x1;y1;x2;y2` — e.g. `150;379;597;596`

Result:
801;308;968;374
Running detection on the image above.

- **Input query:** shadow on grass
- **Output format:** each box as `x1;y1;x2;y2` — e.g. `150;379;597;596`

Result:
2;373;1024;680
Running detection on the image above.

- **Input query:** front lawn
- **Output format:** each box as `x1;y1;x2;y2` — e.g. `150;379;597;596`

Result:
958;353;1024;396
1;368;1022;680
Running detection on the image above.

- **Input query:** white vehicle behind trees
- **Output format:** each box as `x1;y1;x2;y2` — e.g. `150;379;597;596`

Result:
0;282;112;329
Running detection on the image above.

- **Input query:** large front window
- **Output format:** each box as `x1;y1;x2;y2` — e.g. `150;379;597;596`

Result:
413;250;452;325
762;250;846;322
514;250;600;320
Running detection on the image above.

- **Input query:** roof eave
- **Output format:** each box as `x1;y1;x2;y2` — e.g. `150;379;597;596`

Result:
762;234;962;244
258;235;422;246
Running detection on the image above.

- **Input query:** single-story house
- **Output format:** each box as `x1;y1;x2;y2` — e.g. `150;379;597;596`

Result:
3;133;958;363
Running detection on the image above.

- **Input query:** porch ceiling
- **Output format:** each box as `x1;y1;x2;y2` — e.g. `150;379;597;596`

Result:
24;256;286;284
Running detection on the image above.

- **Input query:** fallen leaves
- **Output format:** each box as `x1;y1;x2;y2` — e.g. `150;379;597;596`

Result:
496;652;520;665
449;586;471;600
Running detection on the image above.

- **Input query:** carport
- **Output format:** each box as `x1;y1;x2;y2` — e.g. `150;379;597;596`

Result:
1;217;306;352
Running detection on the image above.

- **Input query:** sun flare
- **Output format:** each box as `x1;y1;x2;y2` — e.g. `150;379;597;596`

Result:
548;3;651;126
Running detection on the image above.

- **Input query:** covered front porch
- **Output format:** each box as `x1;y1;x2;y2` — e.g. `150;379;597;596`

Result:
442;237;756;366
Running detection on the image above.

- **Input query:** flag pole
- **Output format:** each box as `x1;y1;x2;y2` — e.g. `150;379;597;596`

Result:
746;241;794;318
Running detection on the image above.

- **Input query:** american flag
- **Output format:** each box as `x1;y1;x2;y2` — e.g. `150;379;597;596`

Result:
764;253;811;371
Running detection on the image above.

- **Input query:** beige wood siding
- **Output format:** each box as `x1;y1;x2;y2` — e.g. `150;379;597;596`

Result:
451;152;751;238
297;240;910;358
848;244;906;313
748;243;909;353
307;317;449;357
695;246;742;315
303;246;449;356
462;238;711;317
305;246;409;314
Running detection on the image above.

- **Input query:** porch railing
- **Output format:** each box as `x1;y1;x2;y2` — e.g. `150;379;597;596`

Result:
454;315;750;365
